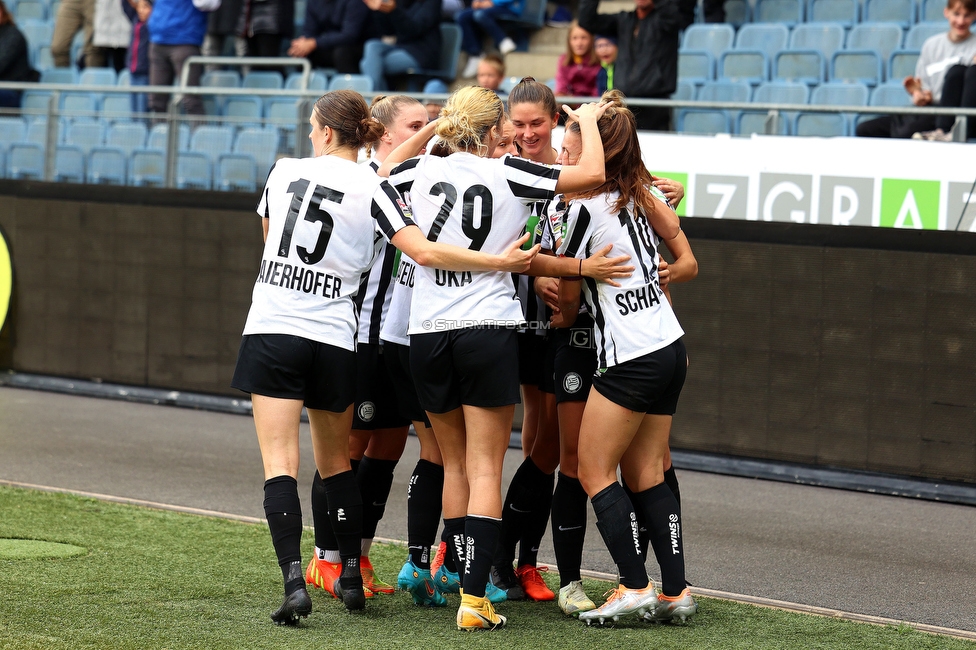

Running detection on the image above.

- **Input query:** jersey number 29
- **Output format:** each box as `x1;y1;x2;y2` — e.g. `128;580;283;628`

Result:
426;182;493;251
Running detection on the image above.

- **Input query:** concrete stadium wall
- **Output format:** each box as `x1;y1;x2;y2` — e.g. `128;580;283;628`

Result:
0;180;974;484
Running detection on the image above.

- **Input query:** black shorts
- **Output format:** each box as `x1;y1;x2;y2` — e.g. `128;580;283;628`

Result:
592;338;687;415
538;332;557;394
551;316;597;404
382;341;432;428
231;333;356;412
410;327;520;414
518;332;546;386
353;343;411;430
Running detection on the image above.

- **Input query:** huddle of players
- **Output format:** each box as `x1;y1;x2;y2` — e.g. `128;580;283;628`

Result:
233;79;698;631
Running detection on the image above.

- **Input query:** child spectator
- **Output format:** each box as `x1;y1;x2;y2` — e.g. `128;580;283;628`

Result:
857;0;976;140
456;0;520;78
478;53;506;95
122;0;151;113
0;0;39;108
594;34;616;94
554;21;600;97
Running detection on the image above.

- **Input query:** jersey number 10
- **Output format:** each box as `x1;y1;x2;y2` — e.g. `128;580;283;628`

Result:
278;178;344;265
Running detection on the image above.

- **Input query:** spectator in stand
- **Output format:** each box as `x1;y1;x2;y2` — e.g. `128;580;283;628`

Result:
579;0;683;130
359;0;441;92
478;53;506;95
456;0;519;78
238;0;294;59
121;0;152;112
857;0;976;141
0;0;40;108
51;0;97;67
594;34;616;94
202;0;245;67
287;0;367;73
147;0;207;115
92;0;133;70
677;0;722;25
555;21;600;97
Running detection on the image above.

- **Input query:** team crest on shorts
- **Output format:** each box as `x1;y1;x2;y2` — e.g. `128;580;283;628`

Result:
563;372;582;394
358;401;376;422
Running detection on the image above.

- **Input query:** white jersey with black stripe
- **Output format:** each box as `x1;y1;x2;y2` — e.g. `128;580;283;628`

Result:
243;155;415;351
557;191;683;369
389;152;560;335
354;158;397;344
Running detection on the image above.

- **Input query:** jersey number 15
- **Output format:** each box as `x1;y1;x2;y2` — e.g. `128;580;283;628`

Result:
278;178;344;265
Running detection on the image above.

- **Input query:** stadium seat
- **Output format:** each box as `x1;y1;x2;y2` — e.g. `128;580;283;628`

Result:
176;152;212;190
889;49;920;80
678;50;714;85
26;118;65;145
794;112;849;136
679;109;732;134
774;50;826;86
734;23;789;60
497;0;546;28
242;71;284;90
754;0;803;25
831;50;883;86
870;81;912;107
681;24;734;60
790;23;846;60
905;22;946;50
148;123;191;151
53;145;86;183
129;149;165;187
0;150;5;178
697;79;752;103
0;118;27;146
796;81;867;136
19;19;52;50
106;122;148;156
404;23;462;88
223;97;263;122
60;92;100;118
117;69;131;86
737;110;790;135
863;0;915;27
78;67;117;87
812;81;870;107
737;81;810;135
723;0;750;26
40;67;78;84
672;80;696;101
8;143;44;180
14;1;47;21
65;120;105;154
190;125;233;155
719;50;768;85
201;70;241;114
847;23;905;64
807;0;858;26
328;74;374;92
87;147;127;184
34;45;53;70
216;153;258;192
234;127;278;172
101;95;133;121
920;0;944;21
21;90;53;118
285;70;329;91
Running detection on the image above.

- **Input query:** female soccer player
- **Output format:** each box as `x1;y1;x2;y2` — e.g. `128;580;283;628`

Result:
553;91;698;625
377;85;613;630
232;89;540;626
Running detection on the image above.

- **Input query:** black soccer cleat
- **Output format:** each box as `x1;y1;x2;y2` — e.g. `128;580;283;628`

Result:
334;576;367;611
271;587;312;626
489;564;525;601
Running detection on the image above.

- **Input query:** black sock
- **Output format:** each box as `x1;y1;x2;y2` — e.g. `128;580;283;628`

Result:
632;482;685;597
311;471;338;555
356;455;399;540
443;516;465;574
622;482;650;560
664;465;681;512
591;482;648;590
496;457;551;567
407;459;444;569
517;458;555;568
264;475;305;596
551;472;587;587
462;515;502;598
322;470;363;589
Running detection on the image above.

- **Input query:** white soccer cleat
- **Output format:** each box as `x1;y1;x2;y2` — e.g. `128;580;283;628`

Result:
644;588;698;623
558;580;596;617
578;583;658;626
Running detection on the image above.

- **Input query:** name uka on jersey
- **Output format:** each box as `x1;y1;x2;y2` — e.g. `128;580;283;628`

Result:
615;279;662;316
256;258;343;299
435;269;473;287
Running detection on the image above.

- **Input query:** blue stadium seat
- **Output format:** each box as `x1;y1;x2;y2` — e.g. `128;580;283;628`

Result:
285;70;329;91
65;120;105;154
723;0;750;26
19;19;52;50
34;45;53;71
863;0;915;27
78;67;117;87
54;145;86;183
87;147;127;184
176;152;212;190
807;0;858;26
497;0;546;28
790;23;846;60
847;23;905;64
794;112;849;136
920;0;944;21
190;125;234;155
8;143;45;180
61;92;100;117
0;118;27;146
129;149;165;187
737;81;810;135
672;80;696;101
117;69;131;86
404;23;463;87
21;90;53;118
148;123;191;151
737;110;790;135
719;50;768;85
678;50;714;85
697;79;752;103
889;49;920;80
15;1;47;21
216;153;258;192
681;24;735;60
201;70;241;114
796;81;868;136
905;22;946;50
328;74;374;92
40;67;77;84
754;0;803;25
774;50;826;85
101;94;133;121
242;71;284;90
812;81;870;106
870;81;912;107
831;50;883;86
106;122;148;156
0;150;5;178
734;24;789;59
26;118;65;145
223;97;263;122
679;110;732;134
234;127;278;172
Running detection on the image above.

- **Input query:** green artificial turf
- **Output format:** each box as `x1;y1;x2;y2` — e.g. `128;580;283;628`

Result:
0;485;971;650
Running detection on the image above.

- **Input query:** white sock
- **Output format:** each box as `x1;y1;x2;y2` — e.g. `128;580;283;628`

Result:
322;548;341;563
361;538;373;557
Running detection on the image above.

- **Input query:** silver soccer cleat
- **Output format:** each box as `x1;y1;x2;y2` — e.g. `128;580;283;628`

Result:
578;583;658;626
643;588;698;623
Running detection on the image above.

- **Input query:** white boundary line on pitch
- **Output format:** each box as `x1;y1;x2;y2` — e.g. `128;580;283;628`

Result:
3;478;975;642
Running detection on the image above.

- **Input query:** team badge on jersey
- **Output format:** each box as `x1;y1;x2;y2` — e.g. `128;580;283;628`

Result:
563;372;582;394
358;401;376;422
396;198;413;219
